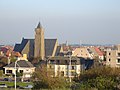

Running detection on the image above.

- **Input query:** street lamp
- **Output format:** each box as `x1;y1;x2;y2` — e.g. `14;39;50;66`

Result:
15;58;20;90
69;54;72;83
67;51;72;83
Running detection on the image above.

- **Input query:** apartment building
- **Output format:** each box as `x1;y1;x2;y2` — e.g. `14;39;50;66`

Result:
47;56;82;78
106;44;120;67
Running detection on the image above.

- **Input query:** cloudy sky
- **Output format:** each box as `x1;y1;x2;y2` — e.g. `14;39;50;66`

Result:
0;0;120;45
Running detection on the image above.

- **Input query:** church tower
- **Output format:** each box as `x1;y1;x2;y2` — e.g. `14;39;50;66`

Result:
34;22;45;60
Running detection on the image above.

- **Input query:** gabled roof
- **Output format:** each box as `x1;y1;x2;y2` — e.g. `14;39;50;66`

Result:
45;39;57;56
4;60;34;68
13;39;34;53
14;44;21;52
55;46;62;56
28;39;34;49
13;39;29;52
19;39;29;52
94;47;103;56
14;38;58;57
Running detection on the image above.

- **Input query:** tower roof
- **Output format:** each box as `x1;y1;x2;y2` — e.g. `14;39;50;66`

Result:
37;22;42;28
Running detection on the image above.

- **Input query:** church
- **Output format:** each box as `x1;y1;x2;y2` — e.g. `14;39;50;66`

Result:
13;22;63;60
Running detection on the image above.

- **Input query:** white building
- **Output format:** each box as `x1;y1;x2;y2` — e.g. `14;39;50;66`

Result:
4;59;35;78
47;56;82;78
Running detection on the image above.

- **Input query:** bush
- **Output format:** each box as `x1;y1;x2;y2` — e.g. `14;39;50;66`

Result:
74;66;120;90
32;65;69;89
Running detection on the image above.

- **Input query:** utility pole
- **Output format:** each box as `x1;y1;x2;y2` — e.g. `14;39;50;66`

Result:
69;55;71;83
15;58;20;90
68;51;72;88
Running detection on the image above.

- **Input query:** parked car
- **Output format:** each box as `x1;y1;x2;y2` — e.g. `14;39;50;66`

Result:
0;84;7;88
24;85;33;89
3;78;8;81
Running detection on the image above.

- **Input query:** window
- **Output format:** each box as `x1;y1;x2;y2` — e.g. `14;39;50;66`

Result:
71;66;75;70
56;60;60;64
50;60;54;64
65;60;67;64
118;59;120;63
61;71;64;76
118;53;120;57
6;70;12;74
19;70;23;73
109;59;111;62
109;53;111;55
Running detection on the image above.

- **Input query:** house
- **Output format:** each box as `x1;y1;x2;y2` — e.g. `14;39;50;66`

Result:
3;58;35;78
89;47;104;60
106;44;120;67
47;56;82;78
72;47;93;59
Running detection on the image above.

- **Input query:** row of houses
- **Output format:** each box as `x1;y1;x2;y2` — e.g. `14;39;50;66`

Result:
3;44;120;80
2;22;120;80
3;55;94;80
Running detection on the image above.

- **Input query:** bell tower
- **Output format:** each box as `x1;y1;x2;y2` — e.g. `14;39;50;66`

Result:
34;22;45;60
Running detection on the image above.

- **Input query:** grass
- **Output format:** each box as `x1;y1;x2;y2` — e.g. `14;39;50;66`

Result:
0;81;33;87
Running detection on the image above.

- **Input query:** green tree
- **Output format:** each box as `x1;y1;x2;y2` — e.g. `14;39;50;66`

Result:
0;70;3;77
32;65;69;89
74;66;120;90
16;70;23;77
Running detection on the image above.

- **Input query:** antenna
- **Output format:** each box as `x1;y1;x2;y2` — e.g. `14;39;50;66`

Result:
66;40;68;46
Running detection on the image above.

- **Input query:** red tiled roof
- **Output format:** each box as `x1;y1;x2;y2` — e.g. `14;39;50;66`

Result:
6;50;11;57
94;47;103;56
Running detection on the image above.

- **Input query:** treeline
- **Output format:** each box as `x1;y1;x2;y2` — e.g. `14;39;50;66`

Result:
32;66;120;90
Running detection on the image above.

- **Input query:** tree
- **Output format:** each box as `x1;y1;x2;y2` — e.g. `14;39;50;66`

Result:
32;65;69;89
0;57;8;68
74;66;120;90
16;70;23;77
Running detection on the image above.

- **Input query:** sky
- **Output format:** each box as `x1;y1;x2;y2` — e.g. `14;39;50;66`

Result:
0;0;120;45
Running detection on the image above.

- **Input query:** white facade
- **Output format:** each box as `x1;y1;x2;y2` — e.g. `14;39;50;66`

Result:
48;64;81;77
4;67;35;78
